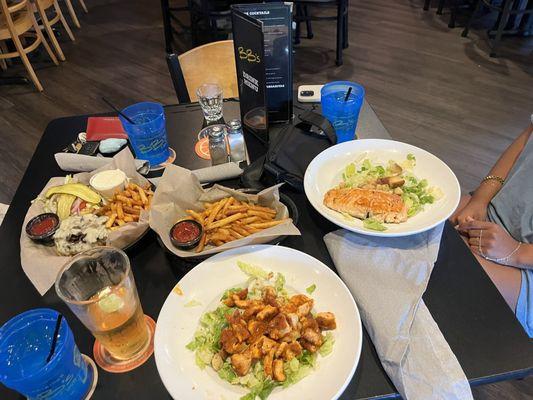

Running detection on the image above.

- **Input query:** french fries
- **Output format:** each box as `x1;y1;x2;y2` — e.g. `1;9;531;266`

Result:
93;183;153;229
183;196;290;253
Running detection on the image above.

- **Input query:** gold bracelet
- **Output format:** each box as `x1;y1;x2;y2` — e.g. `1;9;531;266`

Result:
482;175;505;185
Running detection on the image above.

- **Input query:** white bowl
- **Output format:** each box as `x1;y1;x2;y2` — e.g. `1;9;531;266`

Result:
304;139;461;237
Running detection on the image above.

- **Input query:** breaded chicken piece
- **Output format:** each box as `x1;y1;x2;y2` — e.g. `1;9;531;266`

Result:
263;286;281;308
323;187;407;223
316;312;336;330
247;320;267;343
284;341;303;360
301;316;319;332
275;342;288;358
263;349;275;377
231;353;252;376
273;359;286;382
302;328;323;347
280;330;301;343
268;314;291;340
223;288;248;307
249;338;264;360
261;337;279;354
242;300;265;321
220;328;246;354
257;305;278;321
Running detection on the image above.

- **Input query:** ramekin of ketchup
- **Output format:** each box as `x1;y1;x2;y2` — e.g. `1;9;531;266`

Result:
169;220;203;250
26;213;60;245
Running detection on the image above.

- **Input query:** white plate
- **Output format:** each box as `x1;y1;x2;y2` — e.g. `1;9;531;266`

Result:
304;139;461;237
155;245;362;400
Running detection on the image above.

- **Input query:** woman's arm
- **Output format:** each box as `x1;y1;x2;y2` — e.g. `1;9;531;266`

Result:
517;244;533;269
471;123;533;206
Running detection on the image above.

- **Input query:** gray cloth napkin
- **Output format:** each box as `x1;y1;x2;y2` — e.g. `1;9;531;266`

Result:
191;162;243;183
55;152;150;174
55;153;243;184
147;162;243;188
324;224;473;400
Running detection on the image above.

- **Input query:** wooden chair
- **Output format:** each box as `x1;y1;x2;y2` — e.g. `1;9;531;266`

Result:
0;0;59;91
166;39;238;103
34;0;75;61
63;0;87;28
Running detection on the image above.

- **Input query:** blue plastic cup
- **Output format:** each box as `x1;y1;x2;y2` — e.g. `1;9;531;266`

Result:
321;81;365;142
119;102;170;166
0;309;94;399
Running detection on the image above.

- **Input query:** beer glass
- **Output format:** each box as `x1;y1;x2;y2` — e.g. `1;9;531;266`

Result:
55;247;154;373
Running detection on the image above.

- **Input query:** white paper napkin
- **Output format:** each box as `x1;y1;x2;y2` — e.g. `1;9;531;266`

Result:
324;224;473;400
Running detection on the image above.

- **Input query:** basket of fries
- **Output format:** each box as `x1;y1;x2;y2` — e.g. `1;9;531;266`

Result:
149;164;301;258
20;149;152;295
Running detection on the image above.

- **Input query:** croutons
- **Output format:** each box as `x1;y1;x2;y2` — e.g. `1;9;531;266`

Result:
378;176;405;188
211;353;224;371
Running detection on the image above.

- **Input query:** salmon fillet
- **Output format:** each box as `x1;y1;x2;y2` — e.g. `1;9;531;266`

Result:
323;187;408;223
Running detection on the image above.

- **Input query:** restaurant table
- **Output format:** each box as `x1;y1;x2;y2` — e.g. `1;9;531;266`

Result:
1;100;532;400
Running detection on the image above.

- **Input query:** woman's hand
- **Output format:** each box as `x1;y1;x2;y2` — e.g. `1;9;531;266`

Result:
450;197;488;226
457;218;521;266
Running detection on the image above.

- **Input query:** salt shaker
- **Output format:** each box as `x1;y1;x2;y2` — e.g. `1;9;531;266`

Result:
208;125;228;165
226;119;246;163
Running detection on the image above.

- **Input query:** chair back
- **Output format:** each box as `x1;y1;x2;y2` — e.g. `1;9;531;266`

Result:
0;0;32;40
167;40;238;103
1;0;28;14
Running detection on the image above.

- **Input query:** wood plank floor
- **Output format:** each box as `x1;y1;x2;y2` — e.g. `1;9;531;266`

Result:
0;0;531;397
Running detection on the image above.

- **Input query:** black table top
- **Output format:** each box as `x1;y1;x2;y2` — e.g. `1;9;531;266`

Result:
1;102;532;400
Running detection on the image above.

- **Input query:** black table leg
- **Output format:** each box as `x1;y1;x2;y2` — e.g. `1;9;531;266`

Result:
303;5;314;39
294;4;302;45
424;0;431;10
336;0;344;66
437;0;446;14
160;0;173;53
449;0;458;28
462;0;482;36
343;5;349;49
490;0;514;57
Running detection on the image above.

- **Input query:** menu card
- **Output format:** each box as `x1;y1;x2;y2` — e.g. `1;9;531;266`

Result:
231;8;269;143
232;3;293;141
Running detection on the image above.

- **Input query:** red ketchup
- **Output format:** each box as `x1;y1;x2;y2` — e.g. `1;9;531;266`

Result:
171;220;201;246
29;215;57;236
26;213;60;244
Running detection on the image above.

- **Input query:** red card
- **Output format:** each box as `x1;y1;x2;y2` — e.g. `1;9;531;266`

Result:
86;117;128;141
